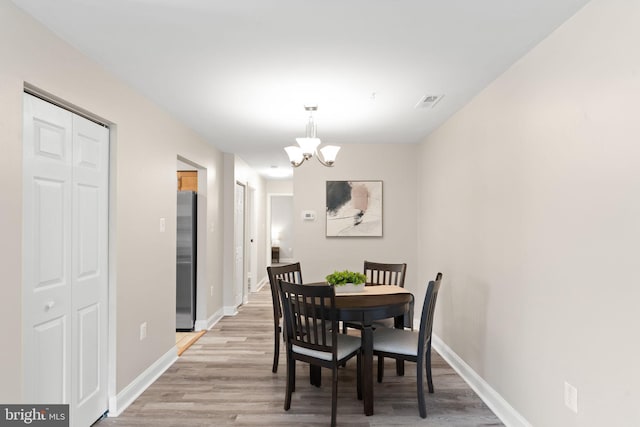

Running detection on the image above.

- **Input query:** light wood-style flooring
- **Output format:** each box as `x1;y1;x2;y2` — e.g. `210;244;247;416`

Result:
176;331;206;357
96;285;503;426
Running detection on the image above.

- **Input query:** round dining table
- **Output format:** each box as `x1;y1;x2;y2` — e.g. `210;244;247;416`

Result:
308;283;414;416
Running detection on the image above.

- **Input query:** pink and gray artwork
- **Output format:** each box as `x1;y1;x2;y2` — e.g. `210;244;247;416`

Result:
326;180;382;237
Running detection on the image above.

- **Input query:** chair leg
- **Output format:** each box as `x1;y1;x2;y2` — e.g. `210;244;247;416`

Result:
310;365;322;387
272;325;280;373
377;355;384;383
417;358;427;418
426;343;434;393
331;366;338;427
292;358;296;393
340;322;348;368
356;353;362;400
284;356;294;410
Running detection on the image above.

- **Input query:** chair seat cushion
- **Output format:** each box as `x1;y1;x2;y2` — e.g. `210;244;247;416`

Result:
292;334;361;361
372;327;418;356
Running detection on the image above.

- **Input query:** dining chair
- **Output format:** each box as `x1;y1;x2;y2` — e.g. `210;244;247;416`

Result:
266;262;303;373
364;260;407;287
372;272;443;418
278;280;362;427
343;261;408;333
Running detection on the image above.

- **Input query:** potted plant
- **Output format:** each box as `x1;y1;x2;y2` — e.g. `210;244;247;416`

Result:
325;270;367;293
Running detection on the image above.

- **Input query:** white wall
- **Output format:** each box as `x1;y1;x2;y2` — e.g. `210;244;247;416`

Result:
266;179;293;195
0;1;225;402
293;144;421;296
418;0;639;425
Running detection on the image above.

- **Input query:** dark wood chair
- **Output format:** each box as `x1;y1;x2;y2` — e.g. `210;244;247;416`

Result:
343;261;408;332
266;263;303;373
364;260;407;287
372;272;443;418
278;280;362;427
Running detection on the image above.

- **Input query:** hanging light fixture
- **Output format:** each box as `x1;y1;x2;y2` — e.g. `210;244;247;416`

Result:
285;105;340;167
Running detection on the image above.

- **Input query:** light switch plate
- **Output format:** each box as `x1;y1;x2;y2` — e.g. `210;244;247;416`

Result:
564;381;578;413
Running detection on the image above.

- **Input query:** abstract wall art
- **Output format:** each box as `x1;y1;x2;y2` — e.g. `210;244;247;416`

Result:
326;180;383;237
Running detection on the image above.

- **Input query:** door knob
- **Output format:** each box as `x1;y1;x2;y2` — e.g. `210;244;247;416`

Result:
45;301;55;311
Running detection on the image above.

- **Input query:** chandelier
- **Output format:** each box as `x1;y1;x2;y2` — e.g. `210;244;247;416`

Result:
284;106;340;167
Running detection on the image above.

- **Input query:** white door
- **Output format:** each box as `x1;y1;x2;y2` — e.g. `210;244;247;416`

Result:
246;187;254;292
234;182;245;306
23;93;109;427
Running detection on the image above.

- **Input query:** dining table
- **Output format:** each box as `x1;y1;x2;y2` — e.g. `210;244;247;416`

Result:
308;283;414;416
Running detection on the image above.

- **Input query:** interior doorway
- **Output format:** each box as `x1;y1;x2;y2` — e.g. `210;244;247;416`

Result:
268;194;294;265
176;157;207;334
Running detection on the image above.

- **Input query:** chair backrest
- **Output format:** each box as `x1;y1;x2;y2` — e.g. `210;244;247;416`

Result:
417;272;443;357
364;261;407;287
278;280;338;360
267;263;303;320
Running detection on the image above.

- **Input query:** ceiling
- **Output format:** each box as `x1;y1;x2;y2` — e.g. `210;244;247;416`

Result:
12;0;590;178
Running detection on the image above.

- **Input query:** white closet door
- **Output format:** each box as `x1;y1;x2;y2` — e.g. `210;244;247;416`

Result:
70;113;109;426
23;93;108;427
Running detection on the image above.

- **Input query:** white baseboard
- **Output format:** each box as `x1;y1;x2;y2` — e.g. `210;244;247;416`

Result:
195;307;224;331
108;346;177;417
432;334;532;427
223;306;238;316
251;275;268;292
254;277;268;292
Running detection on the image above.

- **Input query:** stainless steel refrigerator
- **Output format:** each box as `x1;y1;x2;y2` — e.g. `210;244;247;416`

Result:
176;191;197;331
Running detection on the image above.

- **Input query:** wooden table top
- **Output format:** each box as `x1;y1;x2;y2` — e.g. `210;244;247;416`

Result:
306;283;413;315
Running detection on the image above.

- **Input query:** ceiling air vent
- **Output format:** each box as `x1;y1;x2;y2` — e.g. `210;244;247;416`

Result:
415;94;444;109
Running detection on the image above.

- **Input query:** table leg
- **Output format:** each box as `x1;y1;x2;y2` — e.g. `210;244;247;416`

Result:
310;364;321;387
362;324;374;416
394;315;405;376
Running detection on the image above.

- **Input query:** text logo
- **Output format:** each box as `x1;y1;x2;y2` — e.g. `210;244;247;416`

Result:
1;405;69;426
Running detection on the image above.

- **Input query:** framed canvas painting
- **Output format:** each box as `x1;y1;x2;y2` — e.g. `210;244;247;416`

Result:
326;180;382;237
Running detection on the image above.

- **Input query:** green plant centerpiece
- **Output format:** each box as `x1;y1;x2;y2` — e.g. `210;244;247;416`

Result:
325;270;367;287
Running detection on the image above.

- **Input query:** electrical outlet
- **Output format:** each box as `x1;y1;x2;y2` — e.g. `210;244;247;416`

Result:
140;322;147;341
564;381;578;413
159;218;166;233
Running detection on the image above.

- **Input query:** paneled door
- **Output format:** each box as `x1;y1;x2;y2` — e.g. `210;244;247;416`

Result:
234;182;245;306
22;93;109;427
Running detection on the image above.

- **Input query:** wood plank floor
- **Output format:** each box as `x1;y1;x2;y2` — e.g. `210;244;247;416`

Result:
176;331;207;356
96;285;503;426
